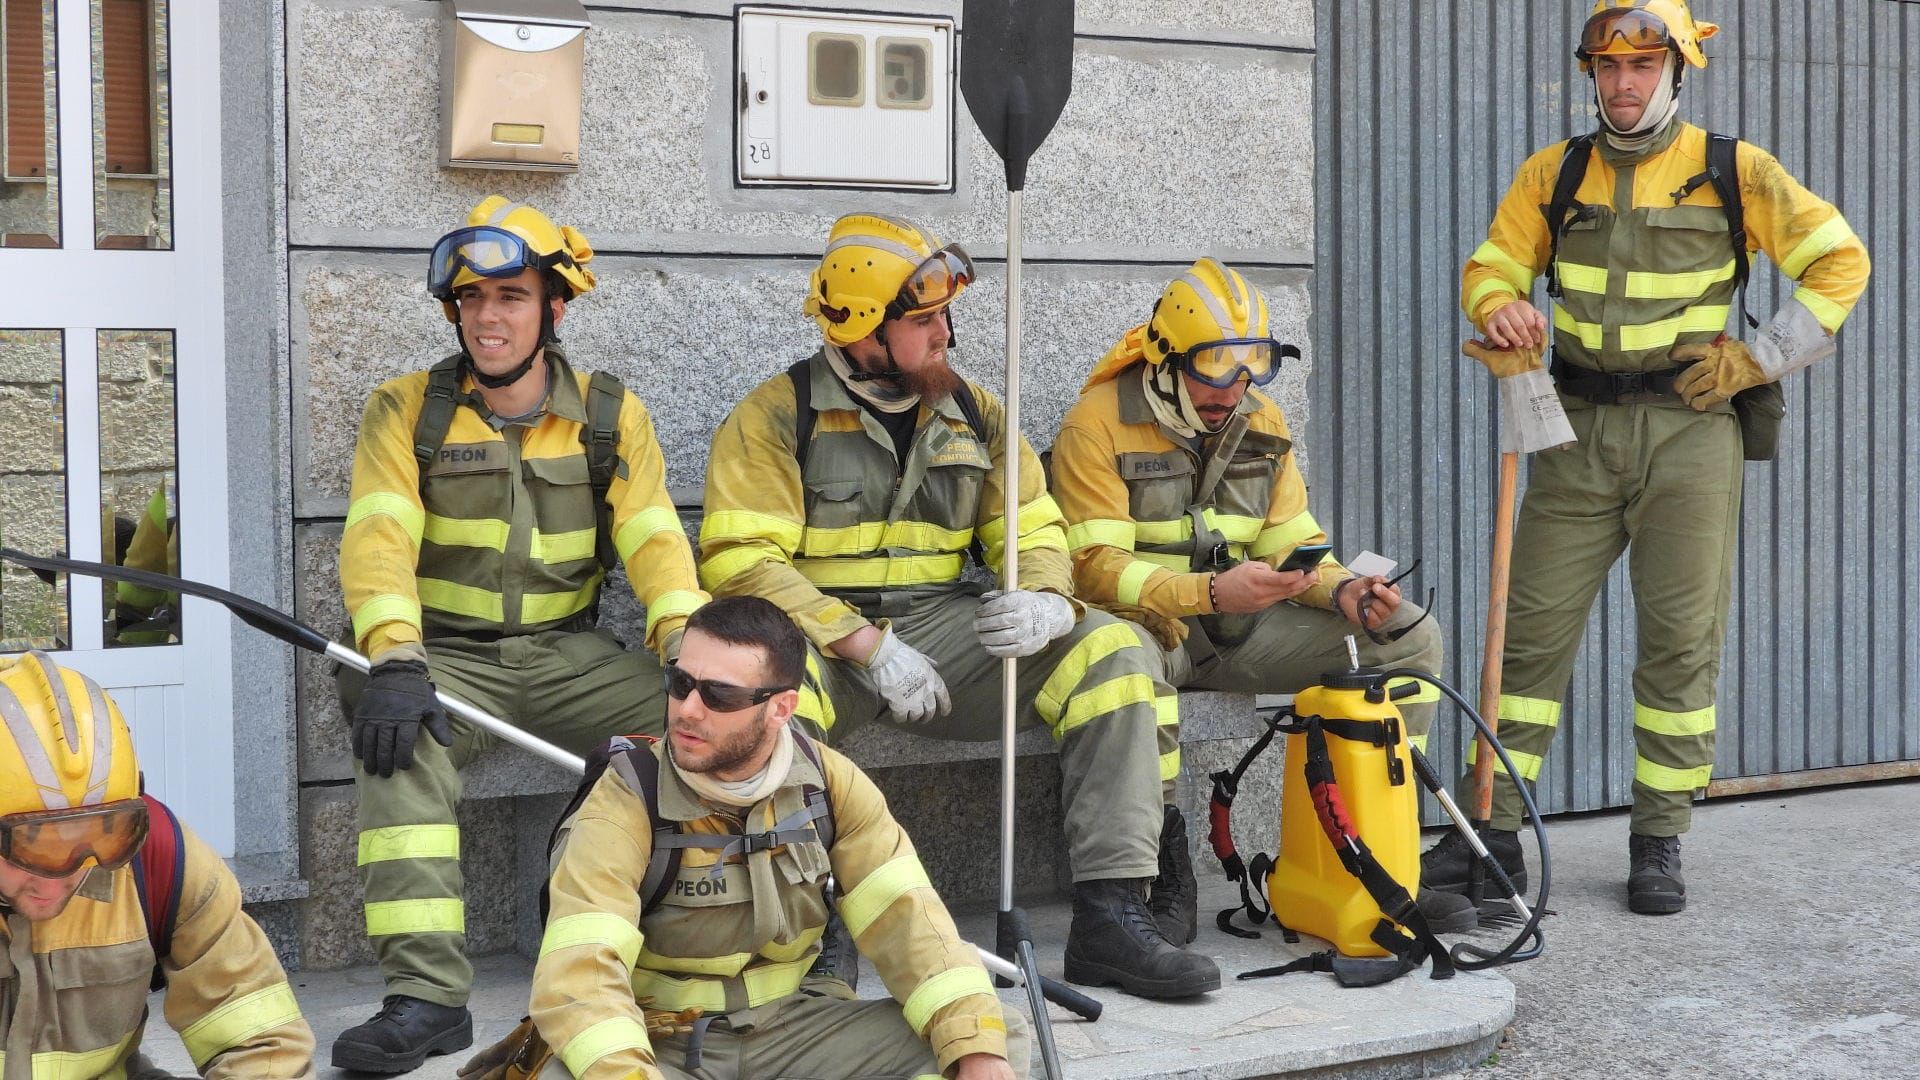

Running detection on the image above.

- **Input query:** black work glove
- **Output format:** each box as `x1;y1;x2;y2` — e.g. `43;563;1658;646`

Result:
352;658;452;778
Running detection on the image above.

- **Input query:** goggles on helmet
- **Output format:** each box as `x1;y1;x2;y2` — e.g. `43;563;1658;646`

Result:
1577;8;1671;59
0;799;149;878
1172;337;1289;389
427;225;567;301
884;245;975;321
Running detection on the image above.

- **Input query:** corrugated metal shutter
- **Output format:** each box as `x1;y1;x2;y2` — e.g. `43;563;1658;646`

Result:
101;0;152;176
4;0;48;179
1313;0;1920;819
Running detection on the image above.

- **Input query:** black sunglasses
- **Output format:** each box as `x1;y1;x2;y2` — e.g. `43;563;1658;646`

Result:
664;663;794;713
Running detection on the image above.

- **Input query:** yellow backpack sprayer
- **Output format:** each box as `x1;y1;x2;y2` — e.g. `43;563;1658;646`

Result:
1208;637;1550;986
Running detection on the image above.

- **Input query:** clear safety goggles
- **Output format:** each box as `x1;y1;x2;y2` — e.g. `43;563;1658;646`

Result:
0;798;148;878
1577;8;1671;59
1173;337;1289;389
427;225;563;301
885;245;975;320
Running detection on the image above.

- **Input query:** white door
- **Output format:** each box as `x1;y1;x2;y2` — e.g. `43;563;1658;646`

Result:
0;0;234;852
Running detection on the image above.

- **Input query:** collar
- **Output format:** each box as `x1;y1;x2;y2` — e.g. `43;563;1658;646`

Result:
1596;116;1687;167
653;732;828;823
77;864;117;903
456;346;586;425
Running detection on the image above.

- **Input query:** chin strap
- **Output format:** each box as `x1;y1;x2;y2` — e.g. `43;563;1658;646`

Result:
452;302;556;391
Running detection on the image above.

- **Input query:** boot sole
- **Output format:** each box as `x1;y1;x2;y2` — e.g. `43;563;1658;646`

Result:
1425;874;1529;901
1423;905;1481;935
1063;954;1220;998
331;1019;474;1074
1628;892;1686;915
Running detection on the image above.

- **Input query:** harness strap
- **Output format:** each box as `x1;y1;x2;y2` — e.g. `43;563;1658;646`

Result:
1543;133;1598;301
582;370;626;571
411;356;470;480
131;793;186;992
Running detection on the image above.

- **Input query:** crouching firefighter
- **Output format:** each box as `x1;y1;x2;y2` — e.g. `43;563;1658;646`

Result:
1049;257;1472;938
698;213;1218;999
333;197;708;1070
505;597;1028;1080
0;652;315;1079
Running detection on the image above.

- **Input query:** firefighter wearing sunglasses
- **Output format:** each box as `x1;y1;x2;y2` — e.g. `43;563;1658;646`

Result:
1050;258;1466;940
0;652;315;1079
333;197;707;1070
700;214;1220;999
1449;0;1868;915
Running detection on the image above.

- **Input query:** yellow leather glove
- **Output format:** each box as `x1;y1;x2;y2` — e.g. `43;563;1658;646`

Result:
1671;336;1770;411
1462;339;1545;378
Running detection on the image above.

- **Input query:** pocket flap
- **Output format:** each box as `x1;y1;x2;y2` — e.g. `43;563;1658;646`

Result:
425;441;509;476
1645;205;1730;232
524;455;592;486
49;941;153;989
1235;430;1292;460
804;479;864;503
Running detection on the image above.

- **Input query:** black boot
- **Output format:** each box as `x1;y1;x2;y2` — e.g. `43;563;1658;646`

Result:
1421;825;1529;898
1628;833;1686;914
331;996;473;1074
807;907;860;990
1064;878;1220;999
1149;805;1199;945
1414;886;1479;934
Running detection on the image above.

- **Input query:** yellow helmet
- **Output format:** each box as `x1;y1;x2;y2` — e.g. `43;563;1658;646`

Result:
428;196;596;323
803;213;974;347
1577;0;1718;70
0;652;140;818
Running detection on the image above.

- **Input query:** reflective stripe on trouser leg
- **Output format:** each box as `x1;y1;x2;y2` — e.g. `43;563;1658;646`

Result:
1155;690;1180;801
1474;694;1561;831
1631;702;1715;837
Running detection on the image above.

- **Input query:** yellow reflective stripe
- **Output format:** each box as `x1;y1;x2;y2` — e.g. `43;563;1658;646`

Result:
1793;285;1850;334
1465;276;1518;319
1634;702;1715;738
1115;560;1161;606
1155;694;1178;726
701;508;805;552
1551;303;1604;350
422;514;508;551
1625;259;1734;300
1034;622;1141;725
559;1017;653;1079
1386;677;1440;705
1133;518;1189;544
1135;550;1188;571
1618;305;1731;353
801;521;972;558
4;1034;135;1080
1407;733;1428;754
1067;519;1137;552
644;590;705;639
1160;749;1181;782
1054;673;1156;739
757;924;824;963
1556;261;1609;296
541;912;645;971
346;492;425;546
1499;694;1562;727
615;505;686;563
1780;214;1857;279
352;593;423;643
797;653;836;732
522;576;602;623
743;957;813;1005
700;544;784;589
533;527;599;565
417;578;503;622
1017;524;1068;553
1469;743;1543;781
357;825;459;865
903;967;995;1035
977;495;1064;549
636;948;751;978
179;983;303;1068
1203;509;1263;544
365;898;464;936
629;967;724;1013
795;554;963;587
1472;239;1534;292
1251;510;1321;559
840;855;933;938
1635;756;1712;792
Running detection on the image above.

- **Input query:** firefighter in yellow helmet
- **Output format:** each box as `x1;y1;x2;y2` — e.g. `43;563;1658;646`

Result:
1051;258;1467;941
0;651;315;1079
700;213;1220;999
333;197;708;1069
1450;0;1869;914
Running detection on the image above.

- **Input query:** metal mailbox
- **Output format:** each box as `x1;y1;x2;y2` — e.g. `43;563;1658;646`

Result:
441;0;590;172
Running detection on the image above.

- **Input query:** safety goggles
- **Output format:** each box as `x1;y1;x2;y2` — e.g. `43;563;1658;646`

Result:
427;226;565;301
1577;8;1670;58
0;799;149;878
1172;338;1289;389
885;245;975;320
665;663;794;713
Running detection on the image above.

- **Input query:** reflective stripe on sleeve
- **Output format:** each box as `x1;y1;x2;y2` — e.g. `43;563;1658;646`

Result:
644;590;706;639
352;593;423;644
357;825;460;865
1252;510;1322;559
1115;560;1160;606
1780;215;1858;279
902;966;996;1035
700;509;805;553
346;493;425;547
615;506;687;564
839;854;934;938
1067;519;1137;552
180;983;304;1068
1472;240;1534;292
539;911;645;971
558;1017;654;1079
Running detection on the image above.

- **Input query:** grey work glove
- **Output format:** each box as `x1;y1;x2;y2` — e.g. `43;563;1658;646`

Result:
974;589;1076;658
352;657;453;778
864;626;951;725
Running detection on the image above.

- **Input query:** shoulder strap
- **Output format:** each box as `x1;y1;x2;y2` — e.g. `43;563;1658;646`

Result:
954;384;988;446
625;748;688;917
787;358;816;474
131;793;185;992
1543;134;1598;301
582;370;627;570
1704;132;1758;329
410;356;467;486
790;730;836;851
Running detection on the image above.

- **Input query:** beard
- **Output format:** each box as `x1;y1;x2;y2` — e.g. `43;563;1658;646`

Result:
898;356;964;402
668;712;774;776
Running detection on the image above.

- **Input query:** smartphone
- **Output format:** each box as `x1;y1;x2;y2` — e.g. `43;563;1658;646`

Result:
1276;543;1334;574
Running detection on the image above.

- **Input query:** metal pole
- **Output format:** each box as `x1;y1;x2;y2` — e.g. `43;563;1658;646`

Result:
1000;187;1023;914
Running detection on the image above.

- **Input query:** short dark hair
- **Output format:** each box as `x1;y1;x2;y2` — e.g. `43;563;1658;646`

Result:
684;597;805;689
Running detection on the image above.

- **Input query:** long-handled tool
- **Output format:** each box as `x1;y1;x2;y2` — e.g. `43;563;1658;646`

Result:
0;547;1105;1025
959;4;1076;1078
1466;450;1519;914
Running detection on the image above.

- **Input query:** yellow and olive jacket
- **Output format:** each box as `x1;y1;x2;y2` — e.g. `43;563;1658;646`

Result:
699;350;1075;648
340;350;705;662
0;824;313;1080
1462;121;1869;374
1052;368;1350;619
531;738;1005;1080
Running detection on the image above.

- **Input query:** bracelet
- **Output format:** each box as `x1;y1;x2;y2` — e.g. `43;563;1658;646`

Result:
1207;572;1219;613
1330;577;1356;612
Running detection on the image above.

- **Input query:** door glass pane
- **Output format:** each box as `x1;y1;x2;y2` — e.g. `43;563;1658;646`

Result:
97;328;176;646
91;0;169;250
1;0;60;247
0;329;67;648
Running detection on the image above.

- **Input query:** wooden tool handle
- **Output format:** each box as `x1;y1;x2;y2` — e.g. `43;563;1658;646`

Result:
1471;451;1519;820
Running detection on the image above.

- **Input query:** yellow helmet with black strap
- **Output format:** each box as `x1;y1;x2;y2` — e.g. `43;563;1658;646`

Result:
804;213;974;347
1083;257;1293;392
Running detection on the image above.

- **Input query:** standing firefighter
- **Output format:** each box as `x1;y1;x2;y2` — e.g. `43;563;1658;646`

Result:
0;652;315;1079
1438;0;1869;914
1050;257;1472;940
700;213;1219;998
334;197;707;1070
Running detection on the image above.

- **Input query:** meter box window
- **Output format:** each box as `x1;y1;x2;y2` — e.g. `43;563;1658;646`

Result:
737;6;955;190
441;0;590;172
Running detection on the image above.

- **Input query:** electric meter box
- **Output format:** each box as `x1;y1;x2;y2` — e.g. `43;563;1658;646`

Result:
441;0;590;172
735;6;956;190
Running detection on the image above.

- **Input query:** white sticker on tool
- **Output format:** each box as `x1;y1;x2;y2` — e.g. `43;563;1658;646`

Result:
1347;551;1399;579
